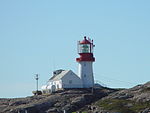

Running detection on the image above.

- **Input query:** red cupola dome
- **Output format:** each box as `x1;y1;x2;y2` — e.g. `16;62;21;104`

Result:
80;36;91;44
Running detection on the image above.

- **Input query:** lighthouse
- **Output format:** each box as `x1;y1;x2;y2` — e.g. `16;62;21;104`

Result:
76;36;95;88
41;36;95;93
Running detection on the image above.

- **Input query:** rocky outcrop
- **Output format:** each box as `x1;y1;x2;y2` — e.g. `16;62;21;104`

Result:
1;82;150;113
102;81;150;103
79;82;150;113
0;88;116;113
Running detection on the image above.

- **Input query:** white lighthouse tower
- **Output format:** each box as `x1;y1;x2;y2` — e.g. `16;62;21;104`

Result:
76;36;95;88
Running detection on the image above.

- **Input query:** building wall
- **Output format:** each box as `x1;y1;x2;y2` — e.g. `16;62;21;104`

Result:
61;71;83;88
41;70;83;93
52;80;62;89
78;61;94;88
41;80;62;93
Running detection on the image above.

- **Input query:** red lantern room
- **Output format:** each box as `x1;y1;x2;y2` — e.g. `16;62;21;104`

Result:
76;36;95;62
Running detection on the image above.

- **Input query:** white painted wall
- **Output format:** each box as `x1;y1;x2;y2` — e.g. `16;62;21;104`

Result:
78;61;94;88
41;70;83;93
61;70;83;88
41;80;62;93
52;80;62;89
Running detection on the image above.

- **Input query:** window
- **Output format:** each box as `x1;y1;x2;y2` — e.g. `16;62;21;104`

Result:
79;44;90;53
84;74;86;77
57;84;59;89
69;80;72;84
81;44;90;53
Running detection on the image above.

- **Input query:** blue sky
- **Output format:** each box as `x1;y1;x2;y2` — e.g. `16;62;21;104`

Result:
0;0;150;98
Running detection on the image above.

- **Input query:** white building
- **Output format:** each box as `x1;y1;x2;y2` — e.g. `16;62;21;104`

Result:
41;37;95;93
41;70;83;93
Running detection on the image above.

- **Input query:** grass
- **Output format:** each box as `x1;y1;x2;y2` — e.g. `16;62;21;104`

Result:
96;99;150;113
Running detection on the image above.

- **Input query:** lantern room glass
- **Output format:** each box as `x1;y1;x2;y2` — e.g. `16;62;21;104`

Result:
79;44;91;53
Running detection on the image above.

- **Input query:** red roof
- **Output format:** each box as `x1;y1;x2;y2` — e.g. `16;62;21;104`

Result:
80;36;92;44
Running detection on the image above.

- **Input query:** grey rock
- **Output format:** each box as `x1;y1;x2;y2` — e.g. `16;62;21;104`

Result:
1;82;150;113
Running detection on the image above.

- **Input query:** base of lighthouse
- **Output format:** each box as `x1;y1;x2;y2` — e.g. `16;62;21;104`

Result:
78;61;94;88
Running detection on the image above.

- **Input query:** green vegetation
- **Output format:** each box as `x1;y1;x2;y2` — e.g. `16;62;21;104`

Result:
96;99;150;113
